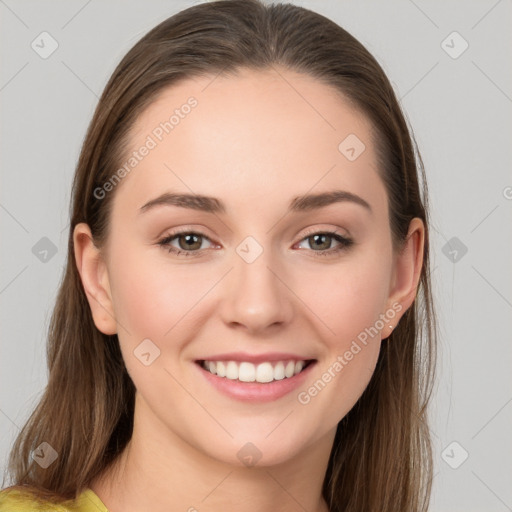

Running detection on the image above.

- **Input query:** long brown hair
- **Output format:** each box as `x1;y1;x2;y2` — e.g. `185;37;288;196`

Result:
3;1;437;510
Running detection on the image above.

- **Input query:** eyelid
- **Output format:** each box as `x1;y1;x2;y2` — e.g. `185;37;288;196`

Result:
298;225;350;240
158;227;217;249
158;225;350;247
157;225;217;243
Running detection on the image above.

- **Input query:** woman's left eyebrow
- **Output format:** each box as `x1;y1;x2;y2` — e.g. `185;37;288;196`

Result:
138;189;372;215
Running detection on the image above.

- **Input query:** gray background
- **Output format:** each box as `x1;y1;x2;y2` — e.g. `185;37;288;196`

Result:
1;1;511;510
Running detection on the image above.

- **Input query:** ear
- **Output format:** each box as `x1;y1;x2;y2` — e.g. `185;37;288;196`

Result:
73;223;117;335
381;217;425;339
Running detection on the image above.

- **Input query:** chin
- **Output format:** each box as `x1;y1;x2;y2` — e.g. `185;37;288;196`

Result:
197;428;314;469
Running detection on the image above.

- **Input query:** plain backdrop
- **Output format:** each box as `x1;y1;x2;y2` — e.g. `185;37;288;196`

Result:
1;1;511;510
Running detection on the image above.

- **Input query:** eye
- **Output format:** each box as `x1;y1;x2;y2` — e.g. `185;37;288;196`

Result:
157;228;353;258
295;230;353;256
157;231;215;257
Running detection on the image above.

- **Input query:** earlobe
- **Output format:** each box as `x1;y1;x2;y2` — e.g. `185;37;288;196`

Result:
382;218;425;339
73;223;117;335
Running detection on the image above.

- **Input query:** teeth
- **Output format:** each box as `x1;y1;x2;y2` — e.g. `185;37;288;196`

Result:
285;361;295;378
256;362;273;383
274;362;285;380
216;361;225;377
201;359;308;383
226;361;238;380
239;362;256;382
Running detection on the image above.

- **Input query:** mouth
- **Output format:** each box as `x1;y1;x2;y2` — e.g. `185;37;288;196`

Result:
195;358;316;383
194;358;317;402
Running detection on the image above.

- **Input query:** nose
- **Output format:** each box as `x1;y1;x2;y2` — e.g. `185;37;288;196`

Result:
218;244;294;334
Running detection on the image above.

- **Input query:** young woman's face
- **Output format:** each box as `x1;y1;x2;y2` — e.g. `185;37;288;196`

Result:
80;67;419;467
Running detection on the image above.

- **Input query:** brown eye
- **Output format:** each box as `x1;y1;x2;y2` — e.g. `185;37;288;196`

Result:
296;231;353;257
158;231;214;256
177;233;203;251
307;234;332;251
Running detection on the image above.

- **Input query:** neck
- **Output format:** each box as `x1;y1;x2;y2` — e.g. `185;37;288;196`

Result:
91;394;334;512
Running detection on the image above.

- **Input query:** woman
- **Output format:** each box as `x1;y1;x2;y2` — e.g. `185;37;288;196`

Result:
0;0;437;510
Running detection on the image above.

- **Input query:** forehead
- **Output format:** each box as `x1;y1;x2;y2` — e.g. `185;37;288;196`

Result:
111;66;386;219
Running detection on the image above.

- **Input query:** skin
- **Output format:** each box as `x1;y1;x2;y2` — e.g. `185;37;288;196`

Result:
74;66;424;512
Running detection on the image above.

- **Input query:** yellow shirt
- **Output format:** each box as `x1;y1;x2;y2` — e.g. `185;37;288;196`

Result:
0;488;109;511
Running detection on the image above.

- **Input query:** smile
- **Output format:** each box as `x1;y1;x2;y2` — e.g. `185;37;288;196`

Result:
194;359;317;402
199;359;313;383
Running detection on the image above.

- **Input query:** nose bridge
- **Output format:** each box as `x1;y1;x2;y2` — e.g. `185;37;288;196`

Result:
220;235;292;331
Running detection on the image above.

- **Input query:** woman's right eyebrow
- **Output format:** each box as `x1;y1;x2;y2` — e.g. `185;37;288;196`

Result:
139;192;224;214
138;189;372;215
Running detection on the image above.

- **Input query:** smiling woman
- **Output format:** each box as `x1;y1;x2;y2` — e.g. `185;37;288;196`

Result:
0;1;436;512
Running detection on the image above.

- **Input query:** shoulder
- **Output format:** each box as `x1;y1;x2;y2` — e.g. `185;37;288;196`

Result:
0;487;108;512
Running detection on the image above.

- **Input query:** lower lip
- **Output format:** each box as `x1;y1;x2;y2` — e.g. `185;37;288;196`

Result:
195;361;317;403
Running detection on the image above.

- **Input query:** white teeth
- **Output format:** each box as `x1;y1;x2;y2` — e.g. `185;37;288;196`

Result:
256;362;274;383
216;361;226;377
274;362;285;380
226;361;238;380
201;359;309;383
285;361;295;378
239;362;256;382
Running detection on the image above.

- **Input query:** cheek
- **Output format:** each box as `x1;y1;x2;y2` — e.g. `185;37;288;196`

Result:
108;244;198;334
108;243;225;377
107;246;209;393
293;248;391;403
293;262;388;424
299;250;392;345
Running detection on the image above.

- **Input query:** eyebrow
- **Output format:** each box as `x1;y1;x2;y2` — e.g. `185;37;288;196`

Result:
139;189;372;215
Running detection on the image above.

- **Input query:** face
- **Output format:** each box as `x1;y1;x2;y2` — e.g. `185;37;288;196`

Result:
76;66;419;468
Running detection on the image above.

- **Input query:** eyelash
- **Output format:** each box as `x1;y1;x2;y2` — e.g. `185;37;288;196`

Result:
157;228;353;258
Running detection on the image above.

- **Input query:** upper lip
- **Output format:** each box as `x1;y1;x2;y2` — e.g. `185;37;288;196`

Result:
196;352;316;364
